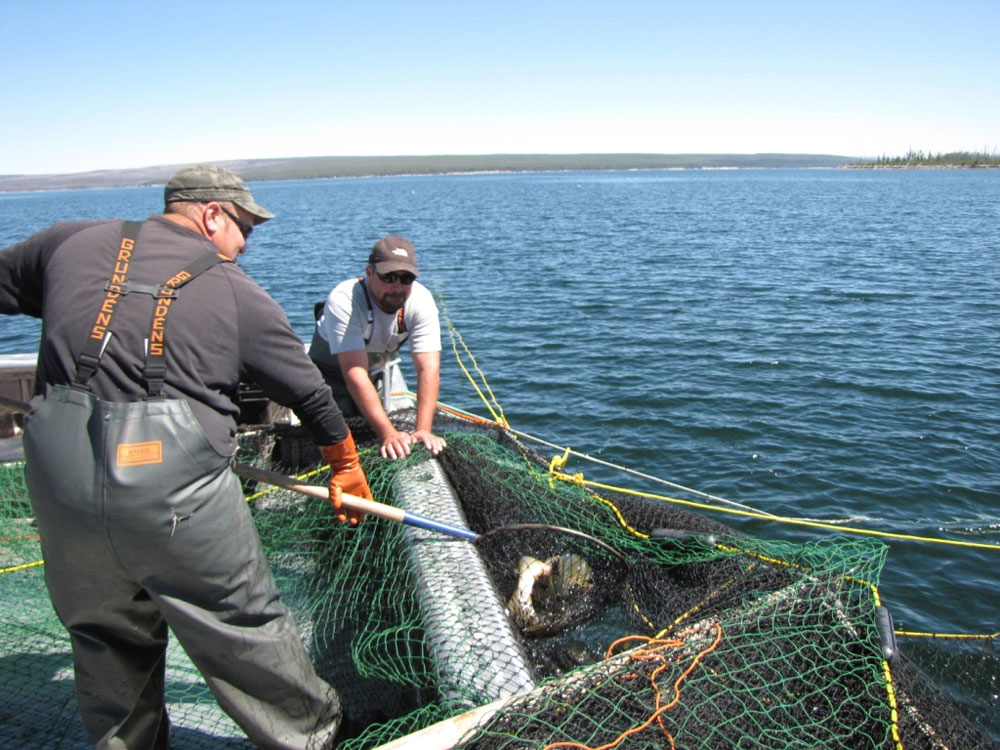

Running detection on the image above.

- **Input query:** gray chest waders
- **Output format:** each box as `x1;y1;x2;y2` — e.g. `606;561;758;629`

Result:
20;223;343;750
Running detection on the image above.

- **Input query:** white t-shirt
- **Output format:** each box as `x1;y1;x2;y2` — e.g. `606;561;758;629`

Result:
313;278;441;372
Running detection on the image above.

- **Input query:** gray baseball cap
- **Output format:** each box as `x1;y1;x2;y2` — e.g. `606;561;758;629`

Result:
164;164;274;224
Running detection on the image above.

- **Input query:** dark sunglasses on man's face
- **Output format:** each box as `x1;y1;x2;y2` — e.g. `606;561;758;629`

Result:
375;270;416;285
221;206;253;239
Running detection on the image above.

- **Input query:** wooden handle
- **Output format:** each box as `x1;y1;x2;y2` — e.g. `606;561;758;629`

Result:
233;461;478;541
233;461;406;523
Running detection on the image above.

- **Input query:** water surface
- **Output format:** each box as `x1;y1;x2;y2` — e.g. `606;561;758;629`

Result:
2;169;997;644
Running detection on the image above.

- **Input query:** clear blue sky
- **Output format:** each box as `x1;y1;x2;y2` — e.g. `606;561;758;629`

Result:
2;0;997;175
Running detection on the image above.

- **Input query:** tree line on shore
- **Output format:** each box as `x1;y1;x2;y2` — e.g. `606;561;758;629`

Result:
851;149;999;168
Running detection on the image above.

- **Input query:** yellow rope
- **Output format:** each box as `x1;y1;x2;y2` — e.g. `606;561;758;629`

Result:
440;304;508;427
1;560;43;574
896;630;999;640
880;656;903;749
848;578;901;746
244;465;325;502
548;469;1000;552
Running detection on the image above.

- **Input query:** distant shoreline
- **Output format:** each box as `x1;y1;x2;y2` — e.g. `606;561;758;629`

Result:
3;152;996;194
0;153;854;193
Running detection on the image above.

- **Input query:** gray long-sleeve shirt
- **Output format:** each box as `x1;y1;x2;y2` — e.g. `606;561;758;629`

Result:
0;215;347;455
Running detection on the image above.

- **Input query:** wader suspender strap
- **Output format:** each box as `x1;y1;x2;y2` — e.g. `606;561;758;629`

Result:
358;278;374;344
76;221;142;385
142;251;226;397
358;278;408;347
73;219;227;397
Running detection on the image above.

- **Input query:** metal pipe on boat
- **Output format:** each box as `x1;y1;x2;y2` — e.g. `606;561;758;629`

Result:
0;394;29;414
379;358;404;413
390;457;537;704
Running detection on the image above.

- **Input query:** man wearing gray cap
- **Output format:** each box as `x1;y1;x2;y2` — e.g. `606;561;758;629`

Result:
310;235;447;459
0;164;369;749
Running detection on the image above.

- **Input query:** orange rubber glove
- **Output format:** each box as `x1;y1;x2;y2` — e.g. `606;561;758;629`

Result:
320;433;373;526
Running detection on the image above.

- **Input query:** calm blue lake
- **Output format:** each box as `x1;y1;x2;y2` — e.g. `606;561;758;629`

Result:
2;169;998;650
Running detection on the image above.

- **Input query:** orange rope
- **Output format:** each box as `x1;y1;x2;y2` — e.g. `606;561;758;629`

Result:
433;402;503;426
544;623;723;750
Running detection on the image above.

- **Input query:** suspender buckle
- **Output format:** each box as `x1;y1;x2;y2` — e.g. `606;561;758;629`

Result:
104;281;163;297
142;363;167;397
155;286;178;300
75;352;102;384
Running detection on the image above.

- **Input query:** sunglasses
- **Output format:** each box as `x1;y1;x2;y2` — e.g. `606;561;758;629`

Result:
375;270;416;285
221;206;253;239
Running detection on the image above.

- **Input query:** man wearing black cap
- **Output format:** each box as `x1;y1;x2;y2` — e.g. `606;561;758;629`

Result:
310;235;447;459
0;164;369;749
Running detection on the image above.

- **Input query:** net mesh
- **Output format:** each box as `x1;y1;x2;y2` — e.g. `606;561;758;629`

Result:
1;407;997;749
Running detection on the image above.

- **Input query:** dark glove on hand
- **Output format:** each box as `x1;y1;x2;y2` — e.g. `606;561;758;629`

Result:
320;433;373;526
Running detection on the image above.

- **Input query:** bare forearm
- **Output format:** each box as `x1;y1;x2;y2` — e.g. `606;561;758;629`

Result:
414;370;439;433
345;369;395;439
410;352;446;455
